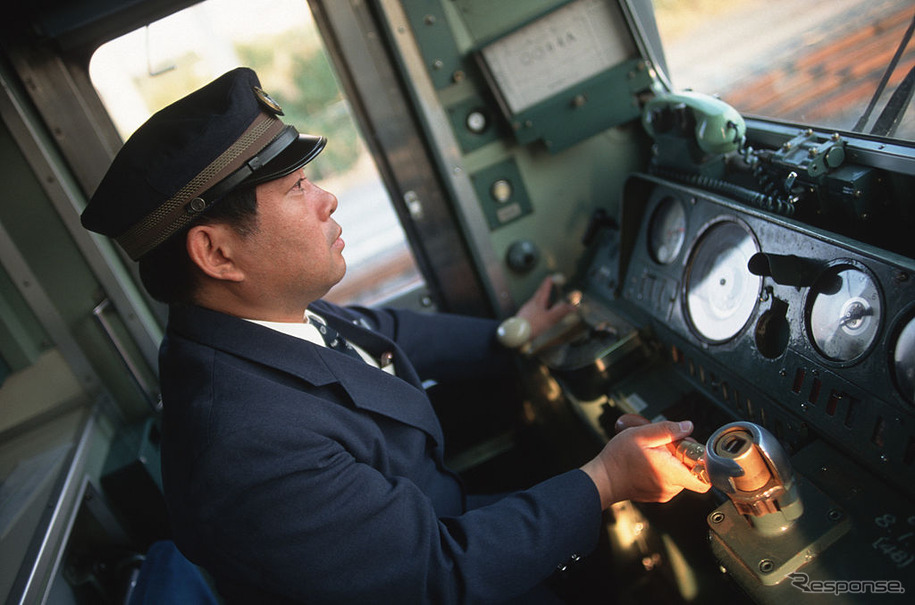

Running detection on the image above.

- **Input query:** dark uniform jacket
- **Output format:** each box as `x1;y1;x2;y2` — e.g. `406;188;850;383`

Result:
160;301;601;603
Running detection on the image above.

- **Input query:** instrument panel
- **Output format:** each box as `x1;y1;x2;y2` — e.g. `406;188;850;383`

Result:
611;174;915;498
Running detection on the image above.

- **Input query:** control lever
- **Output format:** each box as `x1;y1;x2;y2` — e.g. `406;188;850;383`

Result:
669;439;710;484
497;274;585;354
616;414;847;586
704;422;804;535
616;415;803;535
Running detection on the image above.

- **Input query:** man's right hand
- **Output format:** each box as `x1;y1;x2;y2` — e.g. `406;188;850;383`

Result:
580;420;711;509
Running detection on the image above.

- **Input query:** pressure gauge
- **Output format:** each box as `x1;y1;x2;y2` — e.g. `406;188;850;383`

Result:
892;313;915;404
648;196;687;265
807;264;882;363
685;220;761;342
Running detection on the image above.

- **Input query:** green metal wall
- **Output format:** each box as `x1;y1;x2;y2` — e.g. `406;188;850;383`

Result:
387;0;654;310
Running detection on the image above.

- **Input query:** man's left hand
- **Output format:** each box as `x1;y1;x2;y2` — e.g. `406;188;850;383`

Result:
515;275;577;341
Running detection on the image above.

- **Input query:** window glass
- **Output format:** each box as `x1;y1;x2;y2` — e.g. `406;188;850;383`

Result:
89;0;423;305
654;0;915;142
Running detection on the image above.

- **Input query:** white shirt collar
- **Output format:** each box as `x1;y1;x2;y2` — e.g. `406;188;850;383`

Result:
244;310;391;372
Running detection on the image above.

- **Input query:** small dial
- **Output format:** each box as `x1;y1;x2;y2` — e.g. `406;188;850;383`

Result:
648;196;687;265
685;220;761;342
808;265;881;362
892;314;915;404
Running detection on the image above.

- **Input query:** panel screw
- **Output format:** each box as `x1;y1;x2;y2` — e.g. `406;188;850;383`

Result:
710;511;725;524
759;559;774;574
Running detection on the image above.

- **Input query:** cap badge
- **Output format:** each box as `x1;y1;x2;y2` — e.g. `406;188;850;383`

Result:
253;86;284;116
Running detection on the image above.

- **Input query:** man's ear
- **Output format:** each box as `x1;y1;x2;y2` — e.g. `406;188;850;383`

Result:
186;224;245;282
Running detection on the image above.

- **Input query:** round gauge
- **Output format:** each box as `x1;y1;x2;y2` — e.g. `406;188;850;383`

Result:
648;196;687;264
808;265;881;362
892;314;915;404
685;220;762;342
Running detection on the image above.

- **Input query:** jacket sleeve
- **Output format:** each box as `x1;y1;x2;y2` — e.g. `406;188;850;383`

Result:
181;381;602;604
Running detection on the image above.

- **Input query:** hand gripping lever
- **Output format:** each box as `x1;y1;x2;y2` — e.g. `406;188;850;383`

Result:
615;415;803;534
612;415;848;587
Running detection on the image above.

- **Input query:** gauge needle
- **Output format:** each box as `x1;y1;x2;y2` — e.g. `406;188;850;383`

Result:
839;302;873;328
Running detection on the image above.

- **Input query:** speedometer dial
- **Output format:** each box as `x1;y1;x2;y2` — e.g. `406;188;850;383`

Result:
685;220;761;342
648;196;687;265
808;265;881;363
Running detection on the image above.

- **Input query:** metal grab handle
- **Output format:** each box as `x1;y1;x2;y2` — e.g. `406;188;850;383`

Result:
92;299;161;413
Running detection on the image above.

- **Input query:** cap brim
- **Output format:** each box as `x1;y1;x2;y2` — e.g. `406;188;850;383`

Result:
244;133;327;187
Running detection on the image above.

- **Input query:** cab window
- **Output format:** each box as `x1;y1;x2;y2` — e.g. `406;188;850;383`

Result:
654;0;915;142
89;0;424;306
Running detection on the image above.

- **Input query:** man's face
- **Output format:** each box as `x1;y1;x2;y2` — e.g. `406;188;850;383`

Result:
231;169;346;316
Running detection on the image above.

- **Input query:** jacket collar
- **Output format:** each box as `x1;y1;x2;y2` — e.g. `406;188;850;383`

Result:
166;304;443;445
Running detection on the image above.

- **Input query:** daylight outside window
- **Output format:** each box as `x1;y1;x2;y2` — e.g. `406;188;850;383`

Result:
89;0;423;306
654;0;915;142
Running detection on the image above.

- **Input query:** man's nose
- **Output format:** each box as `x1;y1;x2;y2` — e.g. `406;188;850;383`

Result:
325;190;338;217
315;184;337;218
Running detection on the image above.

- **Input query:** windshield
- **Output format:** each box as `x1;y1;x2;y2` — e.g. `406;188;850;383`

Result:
653;0;915;143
